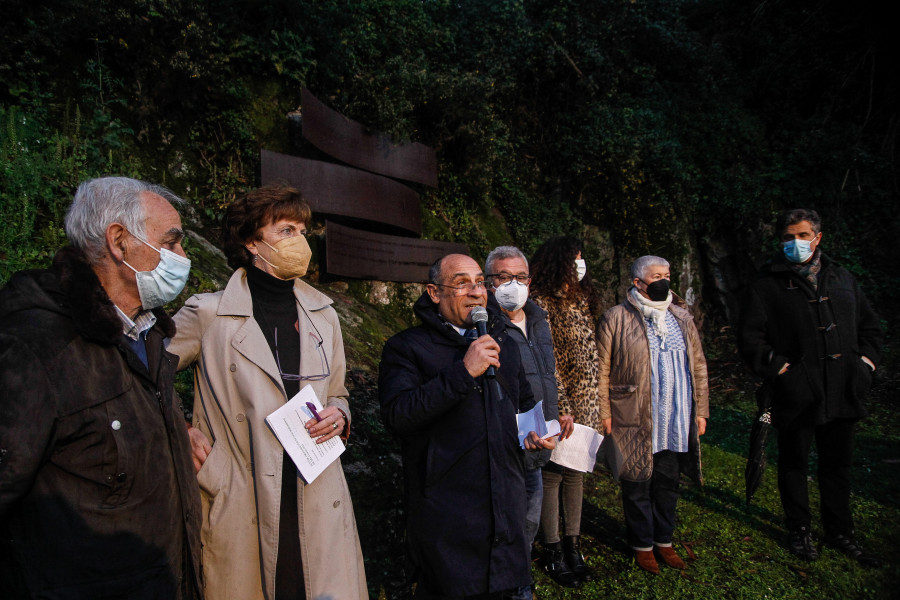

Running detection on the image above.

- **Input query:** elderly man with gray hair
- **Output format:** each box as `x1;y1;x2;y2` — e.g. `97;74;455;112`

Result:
485;245;571;597
0;177;202;598
596;255;709;575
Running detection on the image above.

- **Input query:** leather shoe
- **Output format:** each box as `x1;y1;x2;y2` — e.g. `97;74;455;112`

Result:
824;531;881;568
788;526;818;561
635;549;660;575
654;545;686;569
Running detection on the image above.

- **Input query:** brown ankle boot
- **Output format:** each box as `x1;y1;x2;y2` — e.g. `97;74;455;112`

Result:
654;545;686;569
635;549;659;575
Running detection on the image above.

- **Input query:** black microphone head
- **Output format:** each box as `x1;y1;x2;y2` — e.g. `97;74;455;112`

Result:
470;306;488;324
469;305;495;376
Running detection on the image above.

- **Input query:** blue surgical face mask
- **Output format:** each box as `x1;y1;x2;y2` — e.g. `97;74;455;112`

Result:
783;237;816;264
123;235;191;309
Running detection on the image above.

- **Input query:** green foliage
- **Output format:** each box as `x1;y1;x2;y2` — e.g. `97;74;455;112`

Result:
4;0;895;307
1;106;80;281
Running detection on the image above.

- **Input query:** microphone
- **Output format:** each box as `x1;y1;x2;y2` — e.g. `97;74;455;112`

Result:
470;306;495;377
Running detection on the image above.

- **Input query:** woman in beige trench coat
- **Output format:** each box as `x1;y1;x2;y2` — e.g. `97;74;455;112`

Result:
168;185;367;600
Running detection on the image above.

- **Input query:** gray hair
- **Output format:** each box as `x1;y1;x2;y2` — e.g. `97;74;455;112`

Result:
428;256;444;285
65;177;183;262
485;245;528;276
630;255;670;282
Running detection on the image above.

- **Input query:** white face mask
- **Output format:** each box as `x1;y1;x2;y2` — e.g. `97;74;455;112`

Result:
123;235;191;309
494;280;529;312
575;258;587;281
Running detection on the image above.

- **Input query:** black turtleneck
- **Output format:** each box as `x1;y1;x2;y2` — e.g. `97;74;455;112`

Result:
247;265;300;398
246;265;304;598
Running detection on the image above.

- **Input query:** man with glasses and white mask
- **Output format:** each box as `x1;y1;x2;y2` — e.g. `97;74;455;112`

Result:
379;253;550;599
0;177;201;598
485;246;570;600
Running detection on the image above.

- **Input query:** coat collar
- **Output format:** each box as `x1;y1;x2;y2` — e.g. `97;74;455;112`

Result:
216;268;335;317
520;297;548;322
413;290;507;344
764;250;834;275
49;246;175;344
498;297;547;335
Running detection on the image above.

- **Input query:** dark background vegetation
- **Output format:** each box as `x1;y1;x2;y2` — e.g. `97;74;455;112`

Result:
2;0;898;598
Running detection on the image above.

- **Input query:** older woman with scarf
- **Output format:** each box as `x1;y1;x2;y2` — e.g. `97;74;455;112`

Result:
529;237;602;588
168;185;367;600
597;255;709;575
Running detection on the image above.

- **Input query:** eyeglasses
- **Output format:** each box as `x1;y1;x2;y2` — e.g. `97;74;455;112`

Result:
433;280;487;296
487;273;531;285
272;310;331;382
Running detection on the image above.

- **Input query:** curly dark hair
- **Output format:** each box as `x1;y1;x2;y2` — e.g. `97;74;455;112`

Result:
529;236;594;302
222;184;312;270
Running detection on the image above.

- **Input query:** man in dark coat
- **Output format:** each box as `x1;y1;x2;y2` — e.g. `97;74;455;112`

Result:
486;246;586;592
738;208;882;566
379;253;549;599
0;177;203;598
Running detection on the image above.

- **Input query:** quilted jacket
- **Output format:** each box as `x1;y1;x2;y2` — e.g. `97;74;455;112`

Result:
596;292;709;483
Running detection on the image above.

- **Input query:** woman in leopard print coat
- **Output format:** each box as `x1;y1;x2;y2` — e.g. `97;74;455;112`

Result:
530;237;602;587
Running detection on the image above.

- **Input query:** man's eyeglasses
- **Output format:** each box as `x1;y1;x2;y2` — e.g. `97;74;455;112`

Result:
487;273;531;285
433;280;486;296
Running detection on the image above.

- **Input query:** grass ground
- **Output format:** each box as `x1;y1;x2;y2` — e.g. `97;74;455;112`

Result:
344;347;900;600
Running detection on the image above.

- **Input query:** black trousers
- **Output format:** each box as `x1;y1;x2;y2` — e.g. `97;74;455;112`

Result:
620;450;682;549
776;418;855;535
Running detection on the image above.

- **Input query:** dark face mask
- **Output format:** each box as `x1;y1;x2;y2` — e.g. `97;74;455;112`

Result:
642;278;670;302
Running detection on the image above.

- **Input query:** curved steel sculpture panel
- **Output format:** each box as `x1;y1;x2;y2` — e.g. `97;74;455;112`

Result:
325;221;468;283
261;149;422;236
301;89;438;187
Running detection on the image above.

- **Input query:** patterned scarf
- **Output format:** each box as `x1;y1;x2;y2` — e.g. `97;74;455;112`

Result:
630;287;673;346
789;248;822;290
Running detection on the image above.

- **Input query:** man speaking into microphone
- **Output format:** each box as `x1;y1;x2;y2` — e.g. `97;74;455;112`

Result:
379;253;551;599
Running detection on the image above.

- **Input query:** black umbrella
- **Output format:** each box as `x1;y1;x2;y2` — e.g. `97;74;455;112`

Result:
745;382;774;504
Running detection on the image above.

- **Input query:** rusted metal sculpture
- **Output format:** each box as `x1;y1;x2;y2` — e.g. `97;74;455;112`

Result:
325;221;468;283
261;90;466;283
300;89;438;187
261;149;422;236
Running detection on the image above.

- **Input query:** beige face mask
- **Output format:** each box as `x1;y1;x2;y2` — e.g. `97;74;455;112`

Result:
255;235;312;279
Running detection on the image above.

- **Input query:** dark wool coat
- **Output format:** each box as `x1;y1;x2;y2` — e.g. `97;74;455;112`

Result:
0;247;202;600
378;293;535;597
499;298;561;470
738;252;883;429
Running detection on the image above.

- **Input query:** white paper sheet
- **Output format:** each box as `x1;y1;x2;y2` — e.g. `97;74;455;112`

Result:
516;400;561;448
549;423;603;472
265;385;345;484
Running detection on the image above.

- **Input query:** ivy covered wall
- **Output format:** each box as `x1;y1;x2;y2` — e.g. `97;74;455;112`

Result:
2;0;897;335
